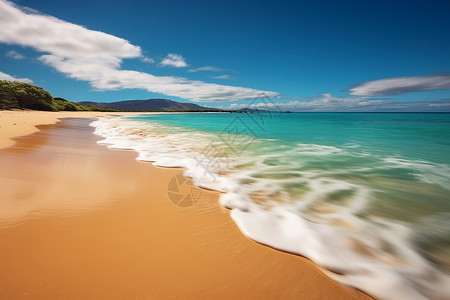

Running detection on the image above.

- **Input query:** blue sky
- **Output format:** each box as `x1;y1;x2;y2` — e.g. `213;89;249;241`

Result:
1;0;450;111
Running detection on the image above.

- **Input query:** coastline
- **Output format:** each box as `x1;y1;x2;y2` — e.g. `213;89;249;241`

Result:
0;110;156;149
0;111;372;299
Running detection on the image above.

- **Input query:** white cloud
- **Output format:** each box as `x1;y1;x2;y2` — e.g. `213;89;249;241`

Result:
428;102;450;107
0;0;277;102
5;49;24;59
0;1;141;65
188;66;223;72
141;56;155;63
159;53;187;68
0;70;33;83
350;75;450;96
212;74;232;79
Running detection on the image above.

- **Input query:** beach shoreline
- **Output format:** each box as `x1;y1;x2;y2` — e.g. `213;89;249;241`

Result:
0;111;371;299
0;110;157;149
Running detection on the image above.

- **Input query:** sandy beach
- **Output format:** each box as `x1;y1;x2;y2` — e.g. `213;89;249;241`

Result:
0;110;150;149
0;111;372;299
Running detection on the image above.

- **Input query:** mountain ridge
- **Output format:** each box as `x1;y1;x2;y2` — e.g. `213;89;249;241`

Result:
78;99;219;112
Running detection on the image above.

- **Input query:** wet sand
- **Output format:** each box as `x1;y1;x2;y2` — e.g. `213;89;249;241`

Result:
0;117;372;299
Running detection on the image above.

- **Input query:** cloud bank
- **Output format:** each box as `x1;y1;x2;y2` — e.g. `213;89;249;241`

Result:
0;70;32;83
0;0;278;102
217;93;450;112
350;75;450;96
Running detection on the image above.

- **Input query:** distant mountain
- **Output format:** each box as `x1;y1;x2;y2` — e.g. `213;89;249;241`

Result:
77;99;219;112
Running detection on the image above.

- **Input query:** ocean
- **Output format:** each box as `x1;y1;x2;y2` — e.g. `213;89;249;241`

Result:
91;112;450;300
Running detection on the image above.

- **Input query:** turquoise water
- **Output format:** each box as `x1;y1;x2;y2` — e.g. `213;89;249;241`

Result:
131;112;450;164
93;112;450;299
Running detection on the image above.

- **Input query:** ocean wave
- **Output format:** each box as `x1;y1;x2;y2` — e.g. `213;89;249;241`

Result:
91;116;450;300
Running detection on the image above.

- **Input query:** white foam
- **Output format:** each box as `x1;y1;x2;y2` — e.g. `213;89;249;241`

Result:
382;157;450;190
91;116;450;300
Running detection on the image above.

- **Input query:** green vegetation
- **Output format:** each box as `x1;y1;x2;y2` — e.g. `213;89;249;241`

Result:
52;97;119;112
0;80;118;111
0;80;54;110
